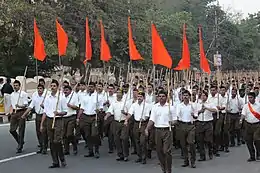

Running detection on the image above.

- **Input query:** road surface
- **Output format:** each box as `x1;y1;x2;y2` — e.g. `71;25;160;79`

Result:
0;121;259;173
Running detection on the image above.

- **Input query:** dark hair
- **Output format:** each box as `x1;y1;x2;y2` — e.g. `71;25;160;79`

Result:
37;84;45;90
210;85;217;89
39;78;45;84
108;84;115;88
116;88;124;94
248;92;256;98
133;88;138;92
158;90;167;96
97;82;103;87
51;79;59;87
0;78;3;82
13;80;21;86
201;90;208;97
80;81;86;85
183;90;191;96
63;80;69;85
64;85;72;90
148;83;153;88
6;78;11;83
88;81;95;86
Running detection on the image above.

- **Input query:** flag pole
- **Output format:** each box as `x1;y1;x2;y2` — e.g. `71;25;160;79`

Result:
36;59;38;84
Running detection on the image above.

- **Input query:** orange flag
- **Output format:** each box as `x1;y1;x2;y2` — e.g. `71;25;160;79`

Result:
56;19;68;56
152;23;172;68
199;26;211;74
100;20;112;62
174;24;190;70
128;17;143;61
84;17;92;64
34;19;46;61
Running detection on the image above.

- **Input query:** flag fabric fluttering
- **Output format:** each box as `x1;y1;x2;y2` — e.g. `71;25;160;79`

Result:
84;17;92;64
100;20;112;62
199;26;211;74
34;18;46;61
151;23;172;69
128;17;143;61
174;24;190;70
56;19;68;57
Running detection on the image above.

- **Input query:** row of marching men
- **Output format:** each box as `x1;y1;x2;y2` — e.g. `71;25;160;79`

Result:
8;78;260;173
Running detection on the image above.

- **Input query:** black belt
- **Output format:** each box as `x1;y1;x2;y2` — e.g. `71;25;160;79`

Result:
197;120;213;123
229;113;239;115
83;114;96;117
113;120;124;123
13;109;26;112
246;121;260;125
134;120;148;123
36;113;43;116
156;127;170;131
178;121;193;125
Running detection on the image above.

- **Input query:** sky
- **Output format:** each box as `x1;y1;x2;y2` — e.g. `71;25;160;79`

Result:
218;0;260;17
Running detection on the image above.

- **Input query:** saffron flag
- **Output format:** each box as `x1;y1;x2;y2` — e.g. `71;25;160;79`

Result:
151;23;172;68
100;20;112;62
56;19;68;56
199;26;211;74
34;19;46;61
84;17;92;64
128;17;143;61
174;24;190;70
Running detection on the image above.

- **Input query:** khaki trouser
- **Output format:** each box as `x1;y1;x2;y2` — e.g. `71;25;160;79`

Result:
63;115;77;152
35;114;48;150
195;121;213;159
155;127;173;173
245;122;260;159
129;116;136;152
113;120;129;158
133;121;148;160
80;114;100;153
46;117;65;165
104;115;115;151
229;113;241;145
9;109;26;150
179;122;196;164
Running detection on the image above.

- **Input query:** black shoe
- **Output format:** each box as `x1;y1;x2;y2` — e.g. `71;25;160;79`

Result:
36;149;42;154
225;148;230;153
84;153;94;157
198;158;206;162
124;157;129;162
48;164;60;168
116;157;124;161
108;150;114;154
237;142;241;146
191;163;196;168
135;158;142;163
242;141;245;144
256;156;260;160
64;152;70;155
181;162;189;167
16;149;22;154
42;149;47;155
214;153;220;157
247;158;256;162
73;150;78;155
142;159;146;164
209;154;213;160
61;161;67;168
219;146;224;151
94;152;100;159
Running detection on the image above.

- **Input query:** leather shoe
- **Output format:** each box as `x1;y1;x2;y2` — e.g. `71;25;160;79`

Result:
48;164;60;168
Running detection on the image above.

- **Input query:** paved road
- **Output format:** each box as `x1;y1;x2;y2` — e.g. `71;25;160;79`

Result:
0;122;259;173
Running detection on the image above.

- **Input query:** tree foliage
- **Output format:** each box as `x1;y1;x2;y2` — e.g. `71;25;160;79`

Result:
0;0;260;77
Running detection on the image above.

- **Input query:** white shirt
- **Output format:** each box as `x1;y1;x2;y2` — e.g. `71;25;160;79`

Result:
128;101;152;121
106;99;128;121
29;92;44;114
10;90;28;110
43;94;67;118
228;96;244;114
64;93;79;117
242;102;260;123
80;92;103;115
194;101;216;121
176;102;196;122
146;92;154;104
150;102;176;128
